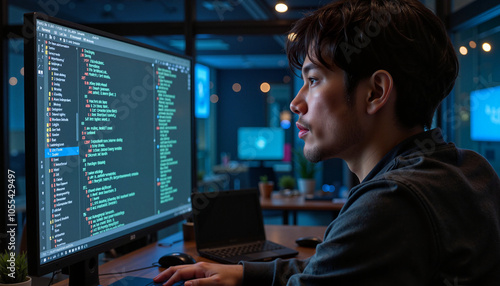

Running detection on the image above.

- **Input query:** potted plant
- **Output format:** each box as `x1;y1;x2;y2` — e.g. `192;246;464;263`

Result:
278;175;296;191
293;149;317;196
0;251;31;286
258;175;274;199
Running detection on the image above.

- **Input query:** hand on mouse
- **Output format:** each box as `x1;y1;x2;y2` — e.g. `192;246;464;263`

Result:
153;262;243;286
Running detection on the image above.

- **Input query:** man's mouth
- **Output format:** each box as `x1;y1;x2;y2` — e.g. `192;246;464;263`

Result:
296;122;310;139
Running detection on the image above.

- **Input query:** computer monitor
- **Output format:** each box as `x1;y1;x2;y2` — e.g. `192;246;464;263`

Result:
195;63;210;119
237;127;285;161
470;85;500;142
23;13;195;286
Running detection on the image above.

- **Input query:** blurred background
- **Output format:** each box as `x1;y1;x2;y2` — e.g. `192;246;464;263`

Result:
2;0;500;226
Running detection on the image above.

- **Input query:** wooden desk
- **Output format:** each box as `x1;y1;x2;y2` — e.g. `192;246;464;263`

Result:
53;225;326;286
260;193;345;225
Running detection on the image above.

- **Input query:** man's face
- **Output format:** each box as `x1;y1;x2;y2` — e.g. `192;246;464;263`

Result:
290;56;364;162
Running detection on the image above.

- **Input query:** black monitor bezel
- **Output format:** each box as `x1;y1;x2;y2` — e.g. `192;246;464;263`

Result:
24;12;196;277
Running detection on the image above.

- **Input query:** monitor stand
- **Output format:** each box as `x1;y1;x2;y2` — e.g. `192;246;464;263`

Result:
259;160;266;168
68;255;99;286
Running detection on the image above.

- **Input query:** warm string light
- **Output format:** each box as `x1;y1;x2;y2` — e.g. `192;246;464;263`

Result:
458;41;492;55
9;77;18;86
482;42;492;52
459;46;468;55
8;67;25;86
232;83;242;92
260;82;271;93
210;94;219;103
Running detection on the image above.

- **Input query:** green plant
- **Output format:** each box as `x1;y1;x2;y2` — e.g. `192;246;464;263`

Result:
0;251;28;284
293;149;316;179
279;175;296;190
259;175;269;183
197;171;205;182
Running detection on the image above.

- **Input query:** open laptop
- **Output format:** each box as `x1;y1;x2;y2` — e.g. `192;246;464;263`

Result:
192;189;299;264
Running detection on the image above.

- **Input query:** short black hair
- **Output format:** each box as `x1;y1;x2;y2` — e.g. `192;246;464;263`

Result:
286;0;459;129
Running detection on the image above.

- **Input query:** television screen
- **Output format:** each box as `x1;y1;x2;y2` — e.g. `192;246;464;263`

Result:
470;86;500;141
24;13;194;285
238;127;284;160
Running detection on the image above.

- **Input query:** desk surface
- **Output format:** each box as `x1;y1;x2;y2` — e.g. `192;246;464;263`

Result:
53;225;326;286
260;193;345;211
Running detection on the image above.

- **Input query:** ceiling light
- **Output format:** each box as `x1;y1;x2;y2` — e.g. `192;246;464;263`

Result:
459;46;468;55
275;1;288;13
482;42;492;52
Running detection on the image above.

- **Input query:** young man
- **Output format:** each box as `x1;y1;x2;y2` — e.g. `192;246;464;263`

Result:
154;0;500;285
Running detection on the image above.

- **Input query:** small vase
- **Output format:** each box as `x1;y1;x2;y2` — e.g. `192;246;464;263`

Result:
0;276;32;286
258;182;274;198
298;178;316;196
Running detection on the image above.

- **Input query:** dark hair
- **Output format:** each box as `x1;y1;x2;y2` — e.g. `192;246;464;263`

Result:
286;0;458;129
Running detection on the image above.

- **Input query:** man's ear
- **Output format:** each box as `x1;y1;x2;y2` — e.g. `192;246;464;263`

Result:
366;70;394;115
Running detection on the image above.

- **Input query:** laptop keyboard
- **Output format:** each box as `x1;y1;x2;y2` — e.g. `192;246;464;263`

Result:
205;241;284;258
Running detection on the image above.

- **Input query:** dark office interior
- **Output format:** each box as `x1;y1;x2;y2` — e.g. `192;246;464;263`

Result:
1;0;500;285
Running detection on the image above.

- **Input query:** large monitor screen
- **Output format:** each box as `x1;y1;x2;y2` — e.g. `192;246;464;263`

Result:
24;13;194;284
470;86;500;142
237;127;285;161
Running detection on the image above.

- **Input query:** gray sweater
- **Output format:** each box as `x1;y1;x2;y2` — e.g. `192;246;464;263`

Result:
242;129;500;285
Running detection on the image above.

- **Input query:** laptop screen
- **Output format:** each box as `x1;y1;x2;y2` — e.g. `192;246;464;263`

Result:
192;189;266;249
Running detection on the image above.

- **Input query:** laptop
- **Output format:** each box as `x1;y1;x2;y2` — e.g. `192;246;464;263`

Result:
192;189;299;264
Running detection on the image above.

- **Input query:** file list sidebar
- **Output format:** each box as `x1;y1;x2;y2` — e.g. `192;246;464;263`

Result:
35;22;192;263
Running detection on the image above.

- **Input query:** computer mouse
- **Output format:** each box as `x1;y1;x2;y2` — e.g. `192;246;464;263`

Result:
158;252;196;268
295;236;323;248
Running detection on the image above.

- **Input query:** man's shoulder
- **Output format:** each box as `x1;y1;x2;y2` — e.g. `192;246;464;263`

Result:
346;142;500;231
375;136;499;189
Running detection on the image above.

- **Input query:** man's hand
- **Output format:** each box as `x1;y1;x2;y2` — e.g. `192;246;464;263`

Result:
153;262;244;286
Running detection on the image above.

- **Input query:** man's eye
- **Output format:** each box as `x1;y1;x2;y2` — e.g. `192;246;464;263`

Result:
308;78;317;85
